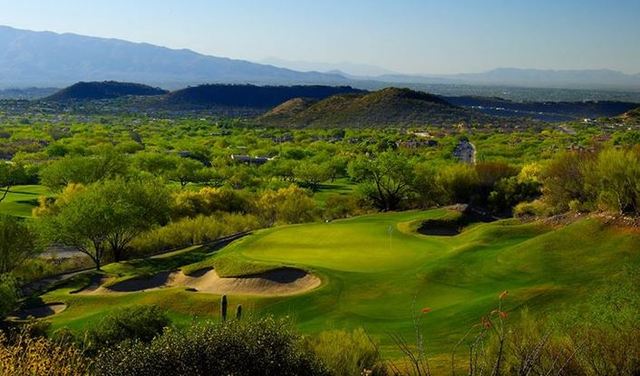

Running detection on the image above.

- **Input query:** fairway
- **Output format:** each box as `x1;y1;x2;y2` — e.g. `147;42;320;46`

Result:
0;185;50;217
40;209;640;356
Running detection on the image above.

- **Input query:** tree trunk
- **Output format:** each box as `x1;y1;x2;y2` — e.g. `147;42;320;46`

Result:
0;186;10;203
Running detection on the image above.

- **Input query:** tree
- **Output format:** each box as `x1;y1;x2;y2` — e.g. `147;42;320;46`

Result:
411;163;445;208
0;162;28;203
348;152;414;211
256;186;317;225
168;158;207;188
40;150;128;191
132;152;179;176
40;178;171;269
0;215;41;274
541;151;594;213
586;148;640;215
0;274;19;318
293;161;330;191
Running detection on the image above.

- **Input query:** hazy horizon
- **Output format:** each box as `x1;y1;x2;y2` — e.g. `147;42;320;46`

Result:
0;0;638;76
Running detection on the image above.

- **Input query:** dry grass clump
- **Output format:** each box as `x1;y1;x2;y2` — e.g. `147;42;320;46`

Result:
0;328;90;376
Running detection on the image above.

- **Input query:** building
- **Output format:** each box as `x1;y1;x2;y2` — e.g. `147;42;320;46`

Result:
453;139;476;164
230;154;271;165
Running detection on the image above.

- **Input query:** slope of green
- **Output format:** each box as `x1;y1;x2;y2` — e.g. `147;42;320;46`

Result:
40;209;640;357
0;185;50;217
621;106;640;125
259;88;498;127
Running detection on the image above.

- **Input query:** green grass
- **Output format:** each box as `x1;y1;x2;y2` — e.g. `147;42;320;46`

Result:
40;209;640;358
313;178;357;204
0;185;51;217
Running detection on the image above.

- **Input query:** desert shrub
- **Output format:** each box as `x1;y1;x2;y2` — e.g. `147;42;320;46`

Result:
130;213;260;256
172;187;253;218
0;274;19;318
12;256;93;284
85;305;170;353
513;200;551;218
584;147;640;215
573;325;640;375
412;163;446;208
322;194;364;220
488;175;542;215
0;328;90;376
564;267;640;375
437;164;480;204
0;215;42;274
485;310;582;376
307;328;384;376
540;150;594;213
94;317;329;376
256;185;318;225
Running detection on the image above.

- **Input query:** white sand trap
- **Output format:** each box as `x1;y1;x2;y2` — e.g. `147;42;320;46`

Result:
169;267;321;296
75;268;321;296
10;303;67;320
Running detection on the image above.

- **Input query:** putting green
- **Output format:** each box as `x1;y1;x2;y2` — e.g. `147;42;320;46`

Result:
41;209;640;357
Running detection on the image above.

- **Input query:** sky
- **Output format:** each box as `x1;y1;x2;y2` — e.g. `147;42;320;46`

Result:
0;0;638;75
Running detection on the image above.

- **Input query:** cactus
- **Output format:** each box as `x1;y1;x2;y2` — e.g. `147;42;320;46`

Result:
236;304;242;320
220;295;228;321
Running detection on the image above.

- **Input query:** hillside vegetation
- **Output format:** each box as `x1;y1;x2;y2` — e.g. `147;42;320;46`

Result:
45;81;168;101
260;87;501;127
621;106;640;125
163;84;364;108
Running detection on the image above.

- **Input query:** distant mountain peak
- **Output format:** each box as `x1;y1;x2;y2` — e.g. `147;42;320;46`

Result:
0;25;347;88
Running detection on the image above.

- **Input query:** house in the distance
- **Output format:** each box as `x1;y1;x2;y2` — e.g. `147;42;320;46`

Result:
230;154;271;165
396;139;438;149
453;138;476;164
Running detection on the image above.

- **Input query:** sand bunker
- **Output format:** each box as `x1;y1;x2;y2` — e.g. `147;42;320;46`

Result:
76;267;321;296
10;303;67;320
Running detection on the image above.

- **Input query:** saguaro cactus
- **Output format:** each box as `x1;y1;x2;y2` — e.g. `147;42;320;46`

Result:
220;295;228;321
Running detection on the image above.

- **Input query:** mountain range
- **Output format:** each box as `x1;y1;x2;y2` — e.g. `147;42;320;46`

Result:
0;25;346;88
1;25;639;91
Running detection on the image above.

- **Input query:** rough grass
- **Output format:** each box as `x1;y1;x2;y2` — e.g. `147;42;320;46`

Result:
39;209;640;359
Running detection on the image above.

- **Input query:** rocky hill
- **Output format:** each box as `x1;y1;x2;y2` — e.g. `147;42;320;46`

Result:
259;87;498;127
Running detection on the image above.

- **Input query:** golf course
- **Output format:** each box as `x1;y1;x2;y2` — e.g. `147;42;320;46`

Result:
35;208;640;356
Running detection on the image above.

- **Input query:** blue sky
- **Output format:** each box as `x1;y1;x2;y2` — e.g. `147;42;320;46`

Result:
0;0;638;74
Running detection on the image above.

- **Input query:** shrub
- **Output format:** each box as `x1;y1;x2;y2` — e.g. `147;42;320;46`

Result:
437;164;479;204
584;148;640;215
322;194;364;220
307;328;384;376
513;200;551;218
540;150;594;213
94;317;329;376
256;185;318;225
0;328;90;376
130;213;260;256
0;274;19;318
85;305;170;353
171;187;253;218
0;215;42;274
